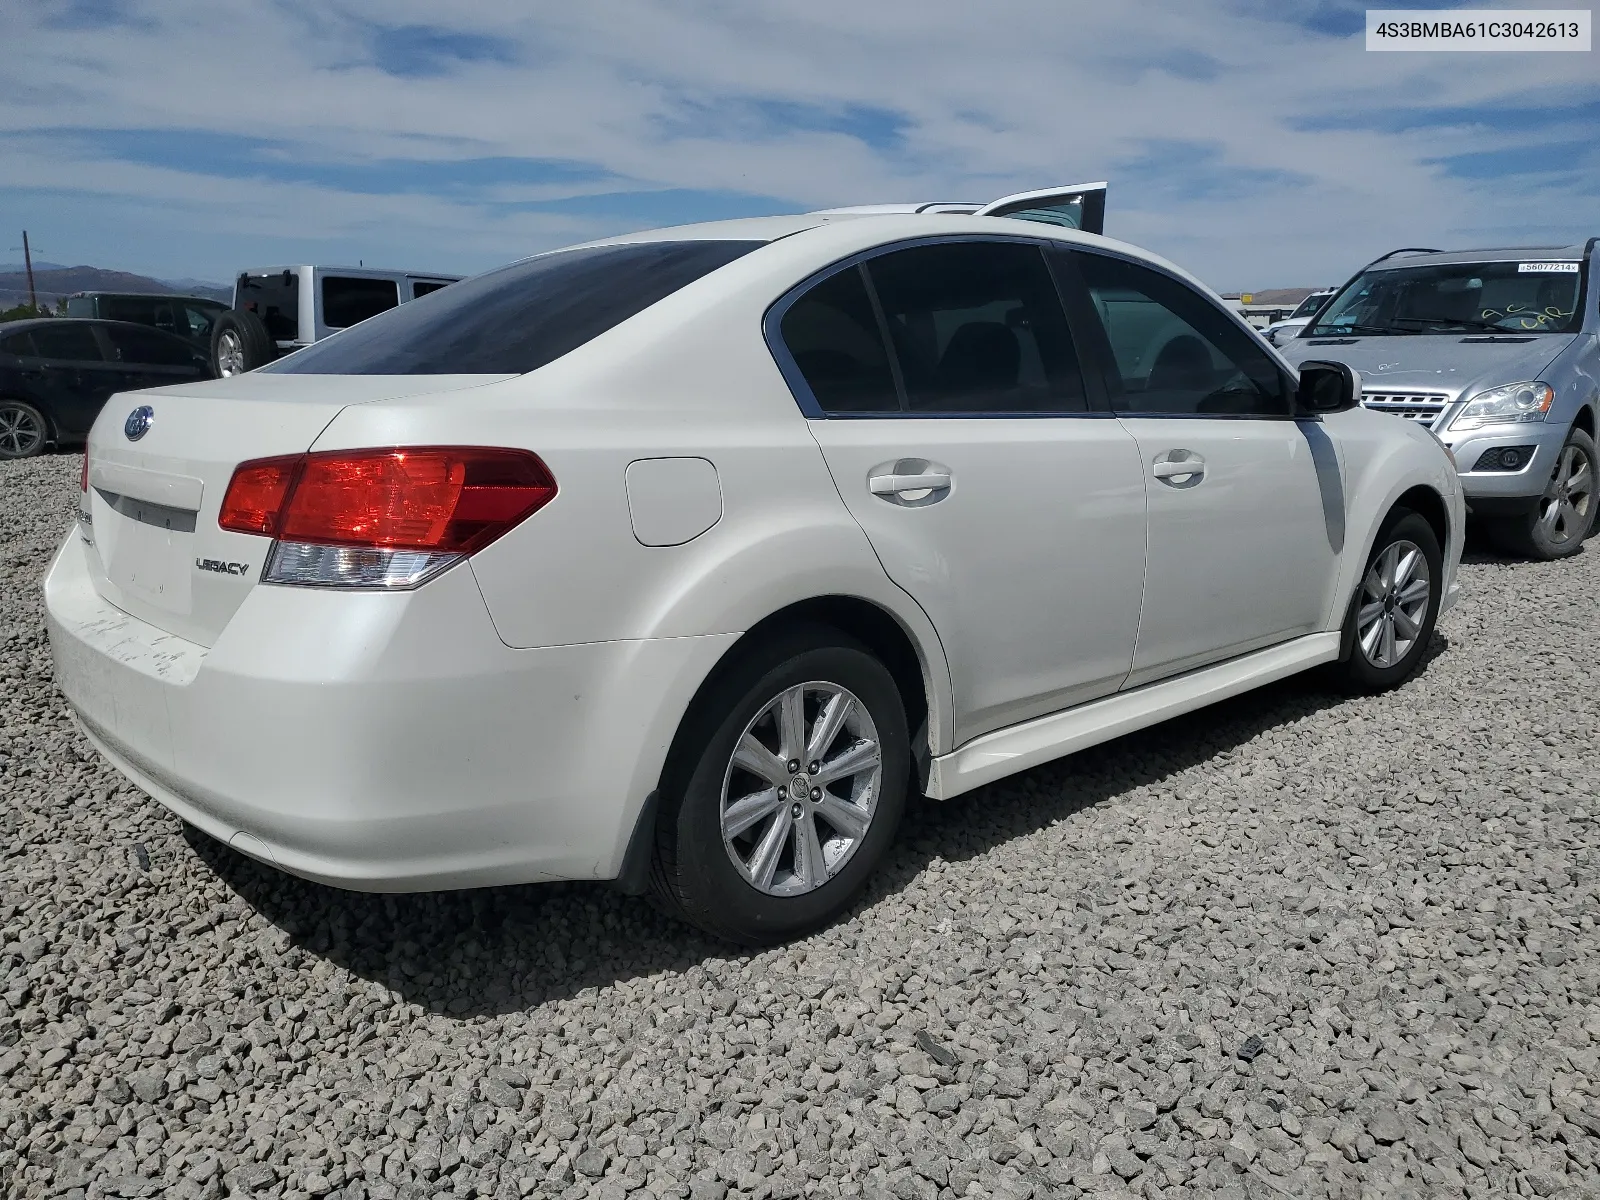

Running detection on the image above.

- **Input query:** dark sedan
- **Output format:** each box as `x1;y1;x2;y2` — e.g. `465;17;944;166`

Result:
0;318;213;458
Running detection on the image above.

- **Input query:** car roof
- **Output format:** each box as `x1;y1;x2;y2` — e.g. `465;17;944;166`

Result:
235;265;462;277
1373;243;1591;269
70;290;224;303
528;211;1203;289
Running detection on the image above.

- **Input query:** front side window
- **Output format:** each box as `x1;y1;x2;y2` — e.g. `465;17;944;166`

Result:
1309;260;1585;336
185;303;222;340
29;323;104;362
0;331;34;357
1070;252;1289;417
322;277;401;330
267;241;763;375
1291;292;1331;321
865;241;1086;414
237;271;301;341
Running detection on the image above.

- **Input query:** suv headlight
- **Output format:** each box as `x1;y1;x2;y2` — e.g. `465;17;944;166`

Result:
1449;381;1554;431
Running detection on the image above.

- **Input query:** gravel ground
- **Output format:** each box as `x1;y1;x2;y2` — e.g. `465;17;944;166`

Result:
3;450;1599;1200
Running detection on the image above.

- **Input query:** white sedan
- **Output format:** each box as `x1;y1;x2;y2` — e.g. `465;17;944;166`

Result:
44;210;1464;944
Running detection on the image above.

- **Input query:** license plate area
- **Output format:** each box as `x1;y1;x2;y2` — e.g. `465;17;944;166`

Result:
95;490;197;615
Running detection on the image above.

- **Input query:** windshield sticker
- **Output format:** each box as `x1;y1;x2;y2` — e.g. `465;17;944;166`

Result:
1481;303;1576;331
1518;262;1580;273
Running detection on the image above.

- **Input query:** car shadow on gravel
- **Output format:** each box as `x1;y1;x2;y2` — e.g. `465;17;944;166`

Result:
185;631;1451;1019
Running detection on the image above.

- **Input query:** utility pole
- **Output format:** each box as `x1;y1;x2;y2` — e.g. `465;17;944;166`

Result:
21;230;37;313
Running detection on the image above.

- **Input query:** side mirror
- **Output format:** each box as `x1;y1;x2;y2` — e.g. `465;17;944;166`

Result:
1296;359;1362;415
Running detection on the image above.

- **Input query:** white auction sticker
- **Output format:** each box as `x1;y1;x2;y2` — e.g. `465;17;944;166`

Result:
1367;10;1591;51
1518;262;1582;273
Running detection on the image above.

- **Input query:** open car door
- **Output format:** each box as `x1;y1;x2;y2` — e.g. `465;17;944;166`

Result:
813;181;1107;235
973;182;1106;234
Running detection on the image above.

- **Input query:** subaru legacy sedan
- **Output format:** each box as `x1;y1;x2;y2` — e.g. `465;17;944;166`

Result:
44;214;1463;943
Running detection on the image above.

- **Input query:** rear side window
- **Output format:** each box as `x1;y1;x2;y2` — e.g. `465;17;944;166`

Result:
29;323;104;362
779;267;899;413
64;297;93;318
102;324;195;366
267;241;763;376
322;276;400;329
865;241;1086;413
0;331;34;356
237;271;300;341
411;280;451;298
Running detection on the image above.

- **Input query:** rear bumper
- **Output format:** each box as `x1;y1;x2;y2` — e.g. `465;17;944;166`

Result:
44;530;734;891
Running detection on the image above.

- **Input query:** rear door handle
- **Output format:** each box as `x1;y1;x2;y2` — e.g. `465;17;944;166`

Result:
869;472;952;496
1152;452;1205;483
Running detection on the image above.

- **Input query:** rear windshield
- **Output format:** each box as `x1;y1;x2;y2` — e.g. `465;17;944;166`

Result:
237;271;301;341
265;241;764;376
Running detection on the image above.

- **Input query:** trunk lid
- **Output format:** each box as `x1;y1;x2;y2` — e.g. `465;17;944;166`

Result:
84;373;511;646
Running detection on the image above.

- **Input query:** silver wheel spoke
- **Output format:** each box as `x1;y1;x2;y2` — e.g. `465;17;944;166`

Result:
723;788;783;839
1539;499;1562;533
1392;606;1421;640
777;686;806;762
1359;617;1385;659
1393;548;1422;588
816;793;870;840
793;813;827;889
733;733;790;788
806;692;853;764
1568;463;1592;498
1397;580;1429;606
815;739;880;788
1358;600;1385;627
747;809;793;890
1379;616;1396;665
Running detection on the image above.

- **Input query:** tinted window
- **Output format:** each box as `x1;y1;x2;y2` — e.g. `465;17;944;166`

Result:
102;324;196;367
64;297;93;318
779;266;898;414
184;303;221;340
322;277;400;329
267;241;763;376
411;280;451;298
0;331;34;357
866;241;1086;413
237;271;301;341
1071;252;1289;417
29;323;104;362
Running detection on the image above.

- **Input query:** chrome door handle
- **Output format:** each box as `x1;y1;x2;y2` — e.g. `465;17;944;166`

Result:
869;472;952;496
1152;453;1205;483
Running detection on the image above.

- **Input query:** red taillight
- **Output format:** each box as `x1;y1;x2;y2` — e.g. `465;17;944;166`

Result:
81;451;89;492
219;447;556;553
218;455;302;536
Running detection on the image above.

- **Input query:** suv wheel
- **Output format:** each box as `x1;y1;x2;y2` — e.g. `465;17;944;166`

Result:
210;309;276;377
651;626;909;945
1330;509;1442;694
1488;427;1596;560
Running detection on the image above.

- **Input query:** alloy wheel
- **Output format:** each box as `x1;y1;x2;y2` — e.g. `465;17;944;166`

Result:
217;330;245;377
720;681;882;897
1538;442;1594;546
0;403;45;457
1357;539;1431;668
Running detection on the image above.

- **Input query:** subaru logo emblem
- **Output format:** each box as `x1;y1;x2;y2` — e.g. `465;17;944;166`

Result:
124;405;154;441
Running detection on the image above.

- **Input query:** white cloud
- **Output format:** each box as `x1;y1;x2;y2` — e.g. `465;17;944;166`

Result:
1;0;1594;287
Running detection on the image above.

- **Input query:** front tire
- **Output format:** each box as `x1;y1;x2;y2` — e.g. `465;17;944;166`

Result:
0;398;50;459
651;626;909;945
1330;509;1443;694
1487;427;1596;560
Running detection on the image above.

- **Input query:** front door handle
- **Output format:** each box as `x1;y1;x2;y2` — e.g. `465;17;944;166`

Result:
1152;451;1205;484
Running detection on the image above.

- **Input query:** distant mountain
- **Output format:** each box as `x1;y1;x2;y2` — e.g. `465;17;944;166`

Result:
0;265;231;309
0;260;68;273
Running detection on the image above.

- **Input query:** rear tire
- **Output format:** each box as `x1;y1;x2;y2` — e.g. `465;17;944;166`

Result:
650;625;909;945
1486;427;1596;560
1329;509;1443;694
210;309;276;377
0;398;50;459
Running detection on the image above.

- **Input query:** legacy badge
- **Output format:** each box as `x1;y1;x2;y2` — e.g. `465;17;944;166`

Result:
196;558;251;576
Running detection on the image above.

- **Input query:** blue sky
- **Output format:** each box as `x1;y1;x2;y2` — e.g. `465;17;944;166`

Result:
1;0;1595;290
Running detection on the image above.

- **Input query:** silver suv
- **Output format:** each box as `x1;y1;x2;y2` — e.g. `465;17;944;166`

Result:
211;265;459;377
1280;241;1597;559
